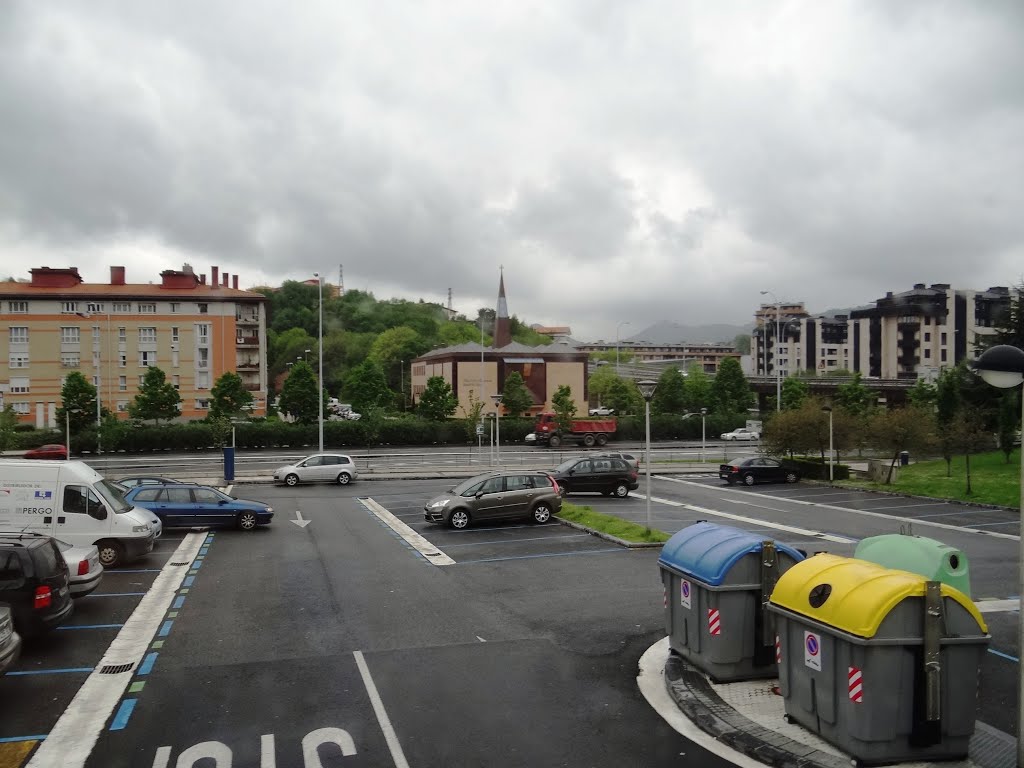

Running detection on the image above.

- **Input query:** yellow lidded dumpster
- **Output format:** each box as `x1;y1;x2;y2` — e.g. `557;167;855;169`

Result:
769;554;989;765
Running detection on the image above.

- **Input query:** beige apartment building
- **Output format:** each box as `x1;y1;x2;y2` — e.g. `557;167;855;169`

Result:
0;265;268;427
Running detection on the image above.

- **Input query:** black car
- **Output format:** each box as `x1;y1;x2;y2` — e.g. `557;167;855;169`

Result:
719;456;800;486
0;533;74;638
549;456;639;497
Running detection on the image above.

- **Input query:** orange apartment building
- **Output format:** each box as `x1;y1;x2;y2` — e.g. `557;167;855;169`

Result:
0;265;268;427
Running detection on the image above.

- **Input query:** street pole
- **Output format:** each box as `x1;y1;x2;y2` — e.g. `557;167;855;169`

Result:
313;273;324;453
65;410;71;458
637;380;658;533
491;394;503;467
823;405;834;481
700;407;707;463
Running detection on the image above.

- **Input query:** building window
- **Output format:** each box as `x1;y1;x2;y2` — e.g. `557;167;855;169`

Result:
138;303;156;314
61;327;81;344
7;301;27;313
118;327;127;343
139;327;157;344
9;354;29;368
197;349;209;369
9;327;28;344
170;303;180;313
119;353;127;368
196;398;210;410
198;303;208;314
196;371;210;389
116;376;127;391
171;326;179;342
172;375;180;390
139;351;157;367
11;402;30;415
924;349;931;359
941;332;948;345
61;301;80;314
196;324;209;344
112;302;131;313
172;351;180;368
86;302;105;313
941;349;948;362
9;377;29;394
61;354;80;368
924;332;931;342
117;401;128;412
139;375;146;386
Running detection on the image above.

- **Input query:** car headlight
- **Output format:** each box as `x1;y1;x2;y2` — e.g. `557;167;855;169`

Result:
428;499;450;510
265;506;273;513
132;525;149;533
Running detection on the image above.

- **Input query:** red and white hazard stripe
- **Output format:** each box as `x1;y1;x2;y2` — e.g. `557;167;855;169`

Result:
848;666;863;703
707;608;721;636
775;635;782;664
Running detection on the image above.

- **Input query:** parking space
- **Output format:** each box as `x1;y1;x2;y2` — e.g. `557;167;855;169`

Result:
0;532;185;758
365;481;633;564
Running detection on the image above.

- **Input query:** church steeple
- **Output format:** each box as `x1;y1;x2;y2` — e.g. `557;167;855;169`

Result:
493;266;512;348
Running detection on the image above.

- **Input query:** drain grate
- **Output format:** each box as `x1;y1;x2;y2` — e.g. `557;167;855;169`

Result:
169;561;190;566
99;663;134;675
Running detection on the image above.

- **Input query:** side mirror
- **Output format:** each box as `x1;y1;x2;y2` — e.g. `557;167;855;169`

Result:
475;491;485;499
218;499;228;505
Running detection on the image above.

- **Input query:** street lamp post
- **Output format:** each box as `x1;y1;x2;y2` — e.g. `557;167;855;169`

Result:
760;290;782;411
313;273;324;453
700;407;708;463
616;321;630;375
822;404;834;481
491;394;503;466
637;380;658;532
973;344;1024;766
400;360;405;410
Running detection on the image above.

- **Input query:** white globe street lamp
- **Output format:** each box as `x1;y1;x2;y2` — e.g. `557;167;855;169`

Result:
491;394;503;466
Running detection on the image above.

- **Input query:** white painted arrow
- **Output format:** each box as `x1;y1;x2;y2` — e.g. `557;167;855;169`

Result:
291;510;311;529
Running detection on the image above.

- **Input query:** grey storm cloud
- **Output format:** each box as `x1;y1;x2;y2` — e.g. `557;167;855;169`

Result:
0;1;1022;340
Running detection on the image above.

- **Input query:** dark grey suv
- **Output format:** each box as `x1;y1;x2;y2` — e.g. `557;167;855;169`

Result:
424;471;562;529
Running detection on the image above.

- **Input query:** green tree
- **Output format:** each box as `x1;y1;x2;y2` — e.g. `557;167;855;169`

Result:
935;366;962;477
682;363;713;413
551;385;578;435
342;361;393;412
906;378;937;409
605;378;642;415
57;371;99;433
278;361;321;424
500;372;534;417
652;367;686;415
0;405;18;452
780;377;809;411
439;322;486;347
834;373;876;416
587;366;624;408
417;376;458;420
710;358;753;414
867;406;936;484
209;372;255;419
369;327;427;388
128;367;181;425
948;405;993;495
997;390;1020;463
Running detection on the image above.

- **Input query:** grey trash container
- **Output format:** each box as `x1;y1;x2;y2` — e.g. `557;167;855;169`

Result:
769;554;989;765
658;522;804;682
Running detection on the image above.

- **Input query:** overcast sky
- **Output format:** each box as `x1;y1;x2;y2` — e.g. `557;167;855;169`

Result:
1;1;1022;342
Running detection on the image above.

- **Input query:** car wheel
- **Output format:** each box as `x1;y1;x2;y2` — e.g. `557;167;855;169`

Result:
336;472;351;485
97;540;124;568
237;511;258;530
596;434;609;446
531;503;552;524
743;474;756;486
785;472;800;484
285;473;300;487
548;435;562;448
448;509;471;530
583;434;596;447
613;482;629;498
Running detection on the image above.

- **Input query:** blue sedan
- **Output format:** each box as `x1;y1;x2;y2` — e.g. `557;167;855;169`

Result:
123;484;274;530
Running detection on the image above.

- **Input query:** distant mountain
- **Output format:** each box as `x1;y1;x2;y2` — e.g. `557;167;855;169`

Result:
624;320;753;345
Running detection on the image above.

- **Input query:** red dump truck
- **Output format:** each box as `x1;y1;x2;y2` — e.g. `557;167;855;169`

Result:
526;412;616;448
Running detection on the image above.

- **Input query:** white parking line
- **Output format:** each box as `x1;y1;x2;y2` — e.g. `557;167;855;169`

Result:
656;476;1020;541
362;498;456;566
354;651;411;768
977;599;1020;614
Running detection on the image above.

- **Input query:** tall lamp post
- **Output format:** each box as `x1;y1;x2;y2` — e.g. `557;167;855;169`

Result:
637;380;658;532
760;290;782;411
973;344;1024;766
700;407;708;463
822;404;834;481
491;394;503;466
616;321;630;375
313;272;324;453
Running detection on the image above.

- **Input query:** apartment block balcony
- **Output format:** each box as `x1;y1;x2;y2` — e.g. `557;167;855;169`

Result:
235;335;259;347
236;361;261;370
236;314;260;324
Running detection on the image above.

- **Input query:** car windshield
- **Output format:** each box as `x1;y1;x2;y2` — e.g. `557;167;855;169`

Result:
95;479;132;514
450;476;489;495
554;459;580;472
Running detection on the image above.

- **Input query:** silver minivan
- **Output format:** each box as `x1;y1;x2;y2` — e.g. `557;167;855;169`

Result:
274;454;359;486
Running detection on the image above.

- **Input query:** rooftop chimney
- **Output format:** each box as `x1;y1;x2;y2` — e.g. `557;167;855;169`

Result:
222;272;229;287
232;275;239;289
110;266;126;285
199;274;206;285
211;266;219;287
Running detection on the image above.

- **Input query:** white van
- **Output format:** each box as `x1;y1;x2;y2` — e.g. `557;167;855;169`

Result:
0;460;156;568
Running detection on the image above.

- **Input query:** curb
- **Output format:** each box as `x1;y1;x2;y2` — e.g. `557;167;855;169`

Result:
555;516;665;549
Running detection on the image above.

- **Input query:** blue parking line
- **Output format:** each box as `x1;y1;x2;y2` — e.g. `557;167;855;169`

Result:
191;560;202;569
138;652;158;675
85;592;147;598
183;575;195;587
457;548;626;564
0;735;47;743
172;596;185;610
989;648;1019;663
57;624;124;631
6;667;93;676
158;620;173;637
110;699;137;731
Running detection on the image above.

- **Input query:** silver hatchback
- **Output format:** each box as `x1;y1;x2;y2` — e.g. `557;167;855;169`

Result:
274;454;359;486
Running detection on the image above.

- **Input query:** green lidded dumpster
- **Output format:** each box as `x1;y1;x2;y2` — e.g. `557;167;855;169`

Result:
658;522;804;682
769;554;989;765
855;533;971;597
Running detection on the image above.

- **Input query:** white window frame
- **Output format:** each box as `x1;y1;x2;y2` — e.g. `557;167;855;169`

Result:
138;303;157;314
12;402;30;414
60;354;81;368
118;376;127;391
8;354;29;368
61;301;80;314
9;377;29;394
61;327;81;344
139;351;157;367
138;327;157;344
9;327;28;344
112;302;131;313
7;301;28;313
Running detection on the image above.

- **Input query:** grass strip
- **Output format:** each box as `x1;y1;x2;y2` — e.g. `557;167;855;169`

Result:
557;502;670;543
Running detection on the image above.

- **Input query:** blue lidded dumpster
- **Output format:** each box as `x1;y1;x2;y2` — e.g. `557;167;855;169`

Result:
659;522;805;682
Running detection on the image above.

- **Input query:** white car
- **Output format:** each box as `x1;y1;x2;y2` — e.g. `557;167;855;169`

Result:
588;407;615;416
55;540;103;598
274;453;359;486
720;428;760;441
